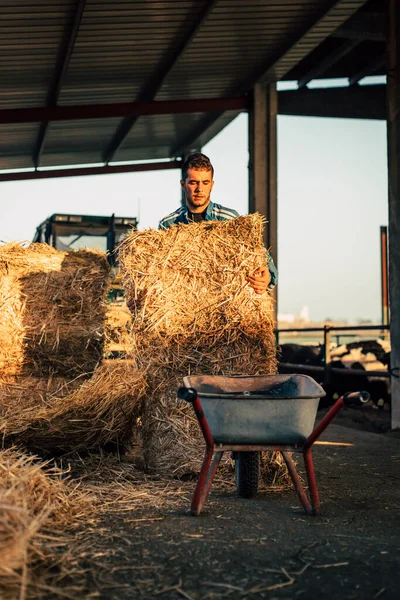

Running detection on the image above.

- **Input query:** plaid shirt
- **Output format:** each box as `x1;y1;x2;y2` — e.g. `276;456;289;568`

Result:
159;201;239;228
158;201;277;289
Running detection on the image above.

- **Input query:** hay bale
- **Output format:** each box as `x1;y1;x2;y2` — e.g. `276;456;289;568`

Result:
0;243;110;378
119;215;279;476
0;448;93;599
0;275;25;380
119;214;275;344
139;338;278;476
0;374;87;418
1;361;147;455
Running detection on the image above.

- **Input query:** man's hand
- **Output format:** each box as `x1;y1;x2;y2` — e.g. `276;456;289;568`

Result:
246;266;271;294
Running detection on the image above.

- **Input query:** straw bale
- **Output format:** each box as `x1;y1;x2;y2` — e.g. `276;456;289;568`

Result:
0;374;87;417
119;214;275;345
0;448;93;599
138;338;278;476
1;361;147;455
0;274;25;380
0;242;110;378
119;215;279;476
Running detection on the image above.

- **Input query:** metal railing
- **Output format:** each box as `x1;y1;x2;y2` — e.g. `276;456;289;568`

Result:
276;324;391;385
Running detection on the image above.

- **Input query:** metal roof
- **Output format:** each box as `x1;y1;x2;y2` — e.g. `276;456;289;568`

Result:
0;0;385;178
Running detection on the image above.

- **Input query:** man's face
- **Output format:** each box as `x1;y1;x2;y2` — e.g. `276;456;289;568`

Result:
181;168;214;213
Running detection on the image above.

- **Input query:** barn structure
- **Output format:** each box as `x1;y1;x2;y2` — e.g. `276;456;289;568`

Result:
0;0;399;428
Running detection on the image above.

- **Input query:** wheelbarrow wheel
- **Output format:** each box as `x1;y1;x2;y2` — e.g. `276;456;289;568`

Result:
235;451;260;498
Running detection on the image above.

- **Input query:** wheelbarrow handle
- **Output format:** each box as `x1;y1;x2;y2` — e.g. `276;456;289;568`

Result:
343;391;370;407
177;387;215;449
304;390;370;450
177;386;198;403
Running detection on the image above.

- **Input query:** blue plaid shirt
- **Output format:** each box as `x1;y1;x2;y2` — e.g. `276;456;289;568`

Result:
158;201;277;289
159;201;239;228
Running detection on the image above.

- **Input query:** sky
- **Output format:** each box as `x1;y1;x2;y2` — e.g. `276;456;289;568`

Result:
0;104;388;324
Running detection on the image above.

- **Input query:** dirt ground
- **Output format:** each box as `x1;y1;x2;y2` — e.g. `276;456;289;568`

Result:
55;405;400;600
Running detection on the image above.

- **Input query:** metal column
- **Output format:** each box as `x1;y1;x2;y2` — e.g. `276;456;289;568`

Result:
387;0;400;429
380;225;389;329
248;82;278;321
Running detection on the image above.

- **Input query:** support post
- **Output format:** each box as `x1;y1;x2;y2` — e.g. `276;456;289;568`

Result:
386;0;400;429
323;325;332;386
248;83;278;322
380;225;389;332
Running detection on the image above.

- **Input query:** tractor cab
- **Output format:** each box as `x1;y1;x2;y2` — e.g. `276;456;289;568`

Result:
33;213;138;265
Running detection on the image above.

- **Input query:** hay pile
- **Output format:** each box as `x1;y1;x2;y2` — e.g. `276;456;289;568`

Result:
0;243;110;379
0;374;85;424
0;448;93;599
1;361;147;455
119;214;278;476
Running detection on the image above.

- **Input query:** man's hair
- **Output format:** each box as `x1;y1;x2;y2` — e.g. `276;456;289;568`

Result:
181;153;214;180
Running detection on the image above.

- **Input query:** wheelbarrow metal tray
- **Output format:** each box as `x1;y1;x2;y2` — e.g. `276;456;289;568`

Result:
183;374;326;445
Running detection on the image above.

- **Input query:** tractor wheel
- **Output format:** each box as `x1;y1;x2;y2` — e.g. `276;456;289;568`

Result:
235;451;260;498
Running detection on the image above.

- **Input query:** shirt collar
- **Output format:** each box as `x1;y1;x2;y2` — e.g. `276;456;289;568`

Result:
183;200;214;222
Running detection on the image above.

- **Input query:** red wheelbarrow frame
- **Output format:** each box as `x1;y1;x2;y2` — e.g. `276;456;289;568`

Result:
177;388;369;516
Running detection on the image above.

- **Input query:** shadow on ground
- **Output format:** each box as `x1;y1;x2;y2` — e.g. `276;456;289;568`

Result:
61;407;400;600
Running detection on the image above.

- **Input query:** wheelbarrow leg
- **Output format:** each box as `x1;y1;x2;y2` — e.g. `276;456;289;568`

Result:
281;451;314;516
191;451;224;516
303;448;320;515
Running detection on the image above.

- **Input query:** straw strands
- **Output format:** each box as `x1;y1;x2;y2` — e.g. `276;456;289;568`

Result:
119;214;275;344
0;243;110;379
0;374;86;413
119;215;279;476
0;448;93;600
1;361;147;455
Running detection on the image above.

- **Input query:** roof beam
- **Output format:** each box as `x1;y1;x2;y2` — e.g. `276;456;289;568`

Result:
297;39;359;89
33;0;86;168
257;0;368;83
278;85;386;120
348;54;386;86
0;97;247;125
0;160;183;183
171;0;367;156
102;0;218;165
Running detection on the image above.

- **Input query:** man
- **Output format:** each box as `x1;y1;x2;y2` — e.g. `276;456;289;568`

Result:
159;153;277;294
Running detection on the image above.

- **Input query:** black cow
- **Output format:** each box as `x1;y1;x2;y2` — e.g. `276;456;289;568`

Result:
278;340;391;408
278;343;323;366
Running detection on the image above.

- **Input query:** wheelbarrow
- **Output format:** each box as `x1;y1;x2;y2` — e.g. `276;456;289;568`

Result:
177;374;369;516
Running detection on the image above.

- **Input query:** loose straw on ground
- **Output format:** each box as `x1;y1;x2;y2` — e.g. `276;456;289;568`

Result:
0;448;94;600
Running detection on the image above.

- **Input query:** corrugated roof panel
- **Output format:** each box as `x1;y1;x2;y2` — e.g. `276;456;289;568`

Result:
0;123;40;169
113;113;209;162
35;151;107;168
0;0;78;109
155;0;330;101
40;117;122;166
0;0;377;173
58;0;206;106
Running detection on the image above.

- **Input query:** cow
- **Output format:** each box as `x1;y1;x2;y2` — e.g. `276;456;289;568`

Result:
278;343;323;366
278;339;391;408
330;340;391;408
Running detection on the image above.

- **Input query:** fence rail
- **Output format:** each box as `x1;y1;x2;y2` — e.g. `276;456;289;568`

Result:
276;324;390;385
